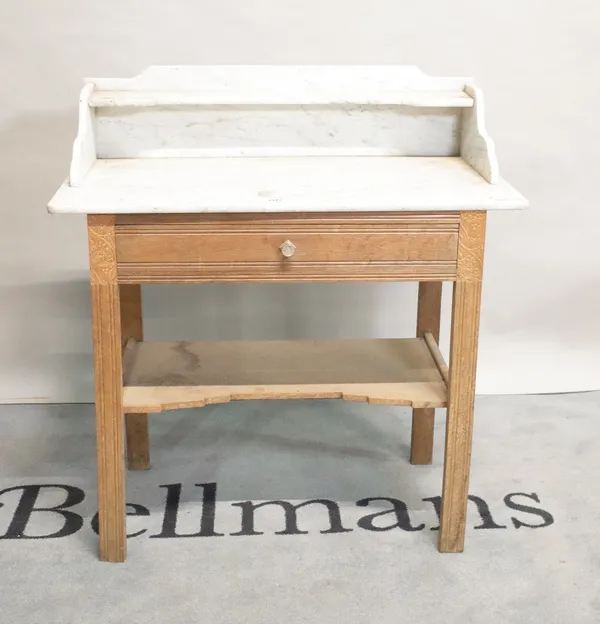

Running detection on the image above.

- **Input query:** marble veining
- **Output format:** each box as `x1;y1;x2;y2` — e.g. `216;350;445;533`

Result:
49;156;528;214
51;65;527;213
95;105;461;158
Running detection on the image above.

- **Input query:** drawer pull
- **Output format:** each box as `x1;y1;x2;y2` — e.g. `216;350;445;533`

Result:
279;240;296;258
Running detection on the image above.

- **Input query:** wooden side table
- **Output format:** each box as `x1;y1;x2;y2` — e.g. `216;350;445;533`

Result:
48;66;527;562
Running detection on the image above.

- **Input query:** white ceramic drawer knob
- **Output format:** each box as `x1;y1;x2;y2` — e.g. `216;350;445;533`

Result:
279;240;296;258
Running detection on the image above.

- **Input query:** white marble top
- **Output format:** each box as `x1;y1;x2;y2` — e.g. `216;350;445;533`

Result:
86;65;473;101
48;156;527;214
47;66;528;214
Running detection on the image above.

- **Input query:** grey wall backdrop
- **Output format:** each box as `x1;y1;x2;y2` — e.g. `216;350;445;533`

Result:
1;0;599;402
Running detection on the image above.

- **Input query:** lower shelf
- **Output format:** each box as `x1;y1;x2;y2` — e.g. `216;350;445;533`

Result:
122;338;448;413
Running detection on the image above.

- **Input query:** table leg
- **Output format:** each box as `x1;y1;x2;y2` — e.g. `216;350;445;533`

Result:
439;211;486;552
88;215;126;563
411;281;442;464
120;284;150;470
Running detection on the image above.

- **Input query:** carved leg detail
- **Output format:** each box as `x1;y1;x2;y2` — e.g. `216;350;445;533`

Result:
88;215;126;562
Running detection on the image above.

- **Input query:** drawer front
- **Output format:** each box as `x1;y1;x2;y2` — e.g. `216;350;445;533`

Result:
116;213;459;282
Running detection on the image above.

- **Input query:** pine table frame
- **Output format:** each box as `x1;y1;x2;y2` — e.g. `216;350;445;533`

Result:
87;209;485;562
48;65;528;563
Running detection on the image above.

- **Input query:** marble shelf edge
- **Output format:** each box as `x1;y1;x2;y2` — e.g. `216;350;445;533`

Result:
64;65;499;189
53;66;524;211
69;83;96;186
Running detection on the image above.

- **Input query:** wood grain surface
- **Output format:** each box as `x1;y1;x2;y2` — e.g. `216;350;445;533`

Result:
439;211;486;552
410;282;443;465
87;215;126;563
119;284;149;471
115;212;460;283
122;338;448;413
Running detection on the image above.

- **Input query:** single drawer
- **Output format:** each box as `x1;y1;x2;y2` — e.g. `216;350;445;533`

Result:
115;213;460;283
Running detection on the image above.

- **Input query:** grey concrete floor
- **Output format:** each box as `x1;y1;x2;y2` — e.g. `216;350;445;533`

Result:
0;392;598;623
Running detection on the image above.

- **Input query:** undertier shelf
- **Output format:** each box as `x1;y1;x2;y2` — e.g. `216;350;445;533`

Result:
122;337;449;413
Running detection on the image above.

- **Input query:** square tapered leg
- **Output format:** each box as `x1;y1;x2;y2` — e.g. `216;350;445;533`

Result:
120;284;150;470
439;211;486;552
88;215;127;562
411;281;442;464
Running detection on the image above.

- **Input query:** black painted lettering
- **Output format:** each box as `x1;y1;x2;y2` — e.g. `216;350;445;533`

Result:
469;495;507;530
231;499;352;536
356;497;424;532
422;496;441;531
91;503;150;538
0;485;84;539
423;495;506;530
150;482;224;538
504;492;554;529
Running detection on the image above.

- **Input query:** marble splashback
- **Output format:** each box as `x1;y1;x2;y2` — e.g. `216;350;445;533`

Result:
88;65;470;94
95;105;461;158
